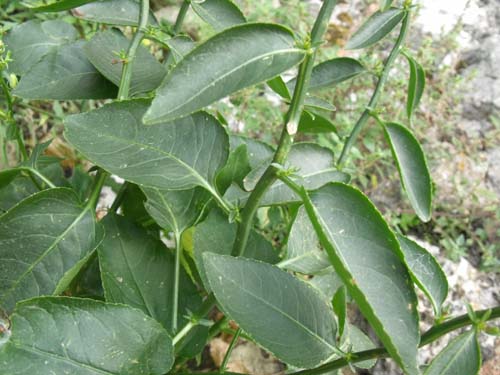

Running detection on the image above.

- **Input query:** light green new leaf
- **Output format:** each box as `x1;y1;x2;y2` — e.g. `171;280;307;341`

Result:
24;0;94;12
309;183;420;375
345;8;406;50
74;0;158;26
14;41;117;100
0;297;174;374
193;210;279;290
204;254;337;369
406;55;426;119
0;188;102;313
298;110;337;134
191;0;246;31
64;99;229;195
397;234;448;317
424;330;481;375
144;23;305;124
383;122;432;221
84;29;166;96
99;214;202;333
142;187;209;235
232;143;349;206
288;57;365;92
281;206;330;275
4;20;78;75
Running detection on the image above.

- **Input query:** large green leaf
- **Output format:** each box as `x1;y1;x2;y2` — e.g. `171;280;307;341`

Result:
143;23;305;124
84;29;166;96
73;0;158;26
288;57;365;92
227;143;349;206
98;214;201;333
309;183;420;375
383;122;432;221
345;8;406;50
280;206;330;274
406;55;426;119
142;187;209;235
64;99;229;195
24;0;94;12
0;297;174;374
397;234;448;317
191;0;246;31
0;188;102;312
13;41;117;100
193;210;279;290
4;20;78;75
424;330;481;375
204;254;337;369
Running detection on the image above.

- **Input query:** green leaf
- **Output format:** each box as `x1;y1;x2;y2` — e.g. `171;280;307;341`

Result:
24;0;94;12
144;23;305;124
345;8;406;50
309;183;420;375
298;110;337;134
0;188;102;312
193;210;279;290
380;0;394;11
204;254;337;369
191;0;246;31
424;330;481;375
333;286;347;339
216;144;251;193
406;55;426;119
73;0;158;26
164;36;196;65
281;206;330;274
397;234;448;317
288;57;365;92
64;99;229;195
267;75;291;99
230;135;274;169
309;268;344;301
98;214;202;333
229;143;349;206
0;297;174;374
84;29;166;96
344;325;376;369
13;41;117;100
142;187;209;235
383;122;432;221
4;20;78;75
304;96;336;112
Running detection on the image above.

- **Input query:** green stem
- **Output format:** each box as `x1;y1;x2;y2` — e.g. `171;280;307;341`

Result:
1;77;27;161
337;9;411;168
21;167;56;189
231;0;338;257
219;328;241;373
173;293;216;345
117;0;150;100
172;231;182;333
109;181;129;213
163;0;191;67
289;307;500;375
87;169;108;210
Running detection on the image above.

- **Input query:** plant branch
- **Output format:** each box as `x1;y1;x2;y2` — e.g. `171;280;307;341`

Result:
231;0;338;257
163;0;191;67
21;167;56;189
173;293;216;346
219;328;241;373
337;9;411;167
0;77;27;161
172;231;182;333
87;169;108;210
117;0;150;100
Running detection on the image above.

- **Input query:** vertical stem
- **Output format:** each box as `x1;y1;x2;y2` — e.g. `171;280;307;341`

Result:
163;0;191;67
117;0;150;100
219;327;241;373
0;78;27;161
172;231;182;333
337;10;411;167
87;169;108;210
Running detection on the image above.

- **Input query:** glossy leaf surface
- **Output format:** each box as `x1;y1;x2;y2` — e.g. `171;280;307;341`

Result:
383;122;432;221
144;23;305;124
65;100;229;193
204;254;337;369
0;188;102;313
0;297;174;374
99;214;201;332
345;8;406;50
14;41;117;100
397;234;448;317
191;0;246;31
424;330;481;375
5;20;78;75
84;29;166;96
310;183;420;375
74;0;158;26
